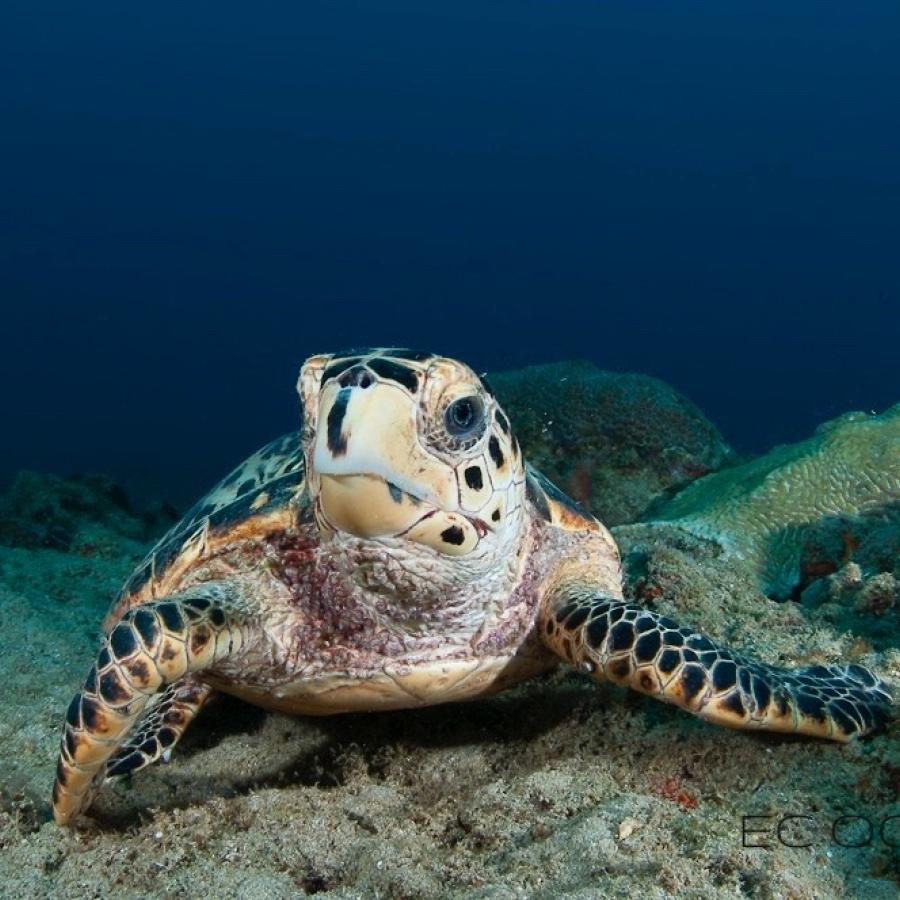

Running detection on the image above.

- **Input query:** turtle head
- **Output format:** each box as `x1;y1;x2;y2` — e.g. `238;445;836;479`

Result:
298;349;526;561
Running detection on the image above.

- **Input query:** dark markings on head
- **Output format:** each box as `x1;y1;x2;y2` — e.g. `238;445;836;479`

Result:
368;358;419;393
327;388;351;456
209;607;226;628
387;482;403;503
491;508;501;522
496;410;510;434
464;466;484;491
337;365;375;389
440;525;465;546
322;357;362;384
332;347;374;358
383;348;434;362
488;436;505;469
478;373;495;397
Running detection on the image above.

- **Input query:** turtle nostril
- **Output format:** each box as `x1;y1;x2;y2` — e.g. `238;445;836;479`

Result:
338;366;374;389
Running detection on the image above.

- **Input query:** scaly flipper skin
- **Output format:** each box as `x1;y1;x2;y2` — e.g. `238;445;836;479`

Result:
52;584;250;826
541;590;893;741
105;680;213;778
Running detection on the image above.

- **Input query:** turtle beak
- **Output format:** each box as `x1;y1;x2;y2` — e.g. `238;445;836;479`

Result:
312;380;458;527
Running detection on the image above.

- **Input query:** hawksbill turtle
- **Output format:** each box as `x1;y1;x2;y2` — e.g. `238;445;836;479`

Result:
52;350;893;825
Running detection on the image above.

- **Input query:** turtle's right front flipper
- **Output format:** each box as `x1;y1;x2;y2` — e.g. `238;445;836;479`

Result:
52;583;251;826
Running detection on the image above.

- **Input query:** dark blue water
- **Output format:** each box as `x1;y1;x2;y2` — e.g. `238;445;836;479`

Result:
2;2;898;506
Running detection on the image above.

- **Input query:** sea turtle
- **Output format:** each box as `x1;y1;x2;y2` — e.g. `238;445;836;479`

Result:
52;349;893;825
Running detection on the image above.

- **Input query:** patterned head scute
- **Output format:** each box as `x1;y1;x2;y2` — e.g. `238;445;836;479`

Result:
298;349;525;556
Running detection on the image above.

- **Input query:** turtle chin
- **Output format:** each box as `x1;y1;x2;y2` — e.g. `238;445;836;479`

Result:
317;473;483;556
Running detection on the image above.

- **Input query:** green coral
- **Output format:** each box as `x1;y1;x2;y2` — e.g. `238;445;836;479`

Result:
652;404;900;598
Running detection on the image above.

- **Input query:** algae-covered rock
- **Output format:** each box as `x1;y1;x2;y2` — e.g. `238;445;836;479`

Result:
491;361;734;525
651;404;900;599
0;471;177;555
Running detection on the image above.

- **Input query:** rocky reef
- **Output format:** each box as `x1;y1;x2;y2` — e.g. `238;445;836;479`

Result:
491;360;735;525
0;365;896;899
0;470;177;556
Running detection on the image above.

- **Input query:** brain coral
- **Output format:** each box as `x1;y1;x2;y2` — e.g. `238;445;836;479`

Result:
652;405;900;598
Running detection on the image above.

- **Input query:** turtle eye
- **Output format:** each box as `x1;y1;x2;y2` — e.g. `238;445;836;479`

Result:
444;396;485;438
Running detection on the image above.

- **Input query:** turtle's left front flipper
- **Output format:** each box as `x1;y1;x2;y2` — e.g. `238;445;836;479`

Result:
541;589;893;741
52;582;252;826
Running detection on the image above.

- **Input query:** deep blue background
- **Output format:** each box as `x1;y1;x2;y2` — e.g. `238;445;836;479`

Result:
2;2;898;506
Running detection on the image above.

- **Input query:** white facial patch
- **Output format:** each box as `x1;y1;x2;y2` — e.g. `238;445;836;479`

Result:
313;382;457;511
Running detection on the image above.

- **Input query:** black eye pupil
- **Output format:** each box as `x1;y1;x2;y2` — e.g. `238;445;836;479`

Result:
452;400;473;427
445;396;484;437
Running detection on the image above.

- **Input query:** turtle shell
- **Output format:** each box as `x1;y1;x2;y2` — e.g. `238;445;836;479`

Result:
524;466;601;534
111;431;305;617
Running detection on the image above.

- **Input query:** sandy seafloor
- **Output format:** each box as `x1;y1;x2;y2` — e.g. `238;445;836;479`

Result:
0;364;897;899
